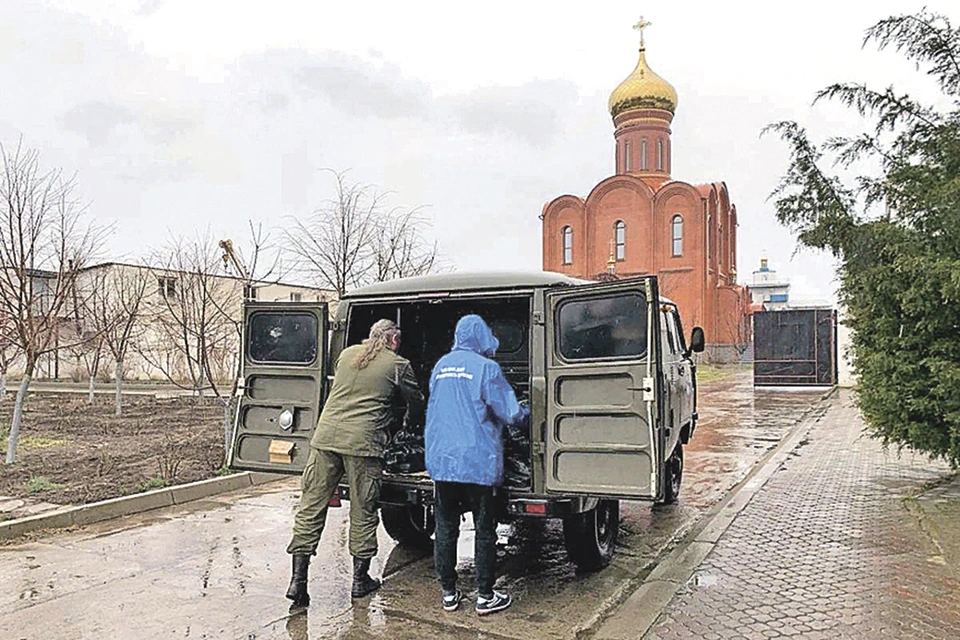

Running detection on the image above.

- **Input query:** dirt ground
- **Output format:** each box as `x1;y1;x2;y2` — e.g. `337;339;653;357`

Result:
1;366;746;522
0;392;228;518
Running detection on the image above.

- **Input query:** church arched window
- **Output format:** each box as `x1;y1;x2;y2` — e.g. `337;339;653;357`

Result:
657;140;664;171
624;141;632;172
671;215;683;257
640;139;648;170
615;220;626;260
718;223;723;269
562;226;573;264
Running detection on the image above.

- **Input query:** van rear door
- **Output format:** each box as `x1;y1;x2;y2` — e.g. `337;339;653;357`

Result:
544;278;660;499
228;301;328;474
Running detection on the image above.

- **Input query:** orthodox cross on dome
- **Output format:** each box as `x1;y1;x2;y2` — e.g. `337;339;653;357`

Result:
632;16;652;47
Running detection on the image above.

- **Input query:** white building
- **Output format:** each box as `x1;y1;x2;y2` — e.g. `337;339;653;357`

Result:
20;261;336;382
749;258;791;310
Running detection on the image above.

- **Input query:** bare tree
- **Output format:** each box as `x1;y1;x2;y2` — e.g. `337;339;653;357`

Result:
143;225;277;456
219;221;285;297
213;221;284;450
719;288;751;363
372;207;440;282
61;276;107;404
0;141;105;464
141;233;238;395
87;265;150;416
0;317;19;398
284;170;441;296
63;323;104;402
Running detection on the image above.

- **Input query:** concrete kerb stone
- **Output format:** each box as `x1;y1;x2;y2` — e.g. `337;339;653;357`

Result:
0;471;288;541
593;388;836;640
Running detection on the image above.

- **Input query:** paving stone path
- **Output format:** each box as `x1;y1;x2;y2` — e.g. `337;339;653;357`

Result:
648;390;960;639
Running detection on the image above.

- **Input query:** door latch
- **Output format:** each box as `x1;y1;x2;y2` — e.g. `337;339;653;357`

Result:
627;376;656;402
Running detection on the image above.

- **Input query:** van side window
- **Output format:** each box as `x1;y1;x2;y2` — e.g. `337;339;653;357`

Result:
660;310;678;360
557;293;647;360
669;311;687;354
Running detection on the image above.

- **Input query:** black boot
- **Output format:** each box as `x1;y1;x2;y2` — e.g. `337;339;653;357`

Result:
351;556;381;598
285;554;311;608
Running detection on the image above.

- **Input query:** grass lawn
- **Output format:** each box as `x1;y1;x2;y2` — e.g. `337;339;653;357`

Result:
697;363;750;383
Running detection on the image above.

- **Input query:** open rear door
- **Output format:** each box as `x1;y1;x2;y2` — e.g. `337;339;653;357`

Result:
544;278;660;499
228;301;328;474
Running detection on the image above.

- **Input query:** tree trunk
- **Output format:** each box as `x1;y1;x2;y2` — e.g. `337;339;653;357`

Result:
114;360;123;417
5;374;32;464
88;375;95;404
0;371;6;397
222;399;232;464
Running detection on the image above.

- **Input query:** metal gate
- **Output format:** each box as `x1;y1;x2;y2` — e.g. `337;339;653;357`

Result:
753;309;837;386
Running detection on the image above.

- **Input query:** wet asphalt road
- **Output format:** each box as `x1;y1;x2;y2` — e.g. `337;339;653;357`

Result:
0;371;825;639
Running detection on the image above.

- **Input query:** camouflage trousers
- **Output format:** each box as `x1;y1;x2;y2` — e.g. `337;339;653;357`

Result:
286;448;382;559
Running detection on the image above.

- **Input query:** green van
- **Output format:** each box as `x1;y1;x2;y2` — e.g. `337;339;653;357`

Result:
228;271;704;569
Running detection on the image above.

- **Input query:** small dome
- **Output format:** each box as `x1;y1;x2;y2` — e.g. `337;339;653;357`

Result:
608;46;678;117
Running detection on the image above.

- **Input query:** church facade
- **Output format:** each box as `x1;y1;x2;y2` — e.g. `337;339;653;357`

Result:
541;26;748;360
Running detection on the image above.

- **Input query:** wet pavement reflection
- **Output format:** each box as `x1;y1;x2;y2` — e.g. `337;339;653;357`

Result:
0;371;825;639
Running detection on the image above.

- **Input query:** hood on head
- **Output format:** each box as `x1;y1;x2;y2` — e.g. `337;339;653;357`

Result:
452;314;499;357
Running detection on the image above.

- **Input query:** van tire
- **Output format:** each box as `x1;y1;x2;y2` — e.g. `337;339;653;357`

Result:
562;500;619;571
381;504;435;549
658;443;684;505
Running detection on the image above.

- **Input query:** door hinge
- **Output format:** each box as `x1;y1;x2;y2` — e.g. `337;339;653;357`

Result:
532;441;545;455
532;311;544;326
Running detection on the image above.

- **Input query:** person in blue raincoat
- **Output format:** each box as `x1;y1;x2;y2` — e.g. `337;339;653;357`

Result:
424;314;529;616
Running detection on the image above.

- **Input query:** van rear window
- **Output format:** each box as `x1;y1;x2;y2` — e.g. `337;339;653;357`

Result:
557;293;647;361
247;312;318;364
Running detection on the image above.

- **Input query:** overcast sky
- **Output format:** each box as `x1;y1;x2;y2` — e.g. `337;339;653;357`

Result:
2;0;954;302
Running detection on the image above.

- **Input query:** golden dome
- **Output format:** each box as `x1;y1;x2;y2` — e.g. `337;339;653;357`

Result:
608;46;678;117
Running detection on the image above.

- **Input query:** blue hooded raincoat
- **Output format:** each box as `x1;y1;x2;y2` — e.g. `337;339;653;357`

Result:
425;315;529;486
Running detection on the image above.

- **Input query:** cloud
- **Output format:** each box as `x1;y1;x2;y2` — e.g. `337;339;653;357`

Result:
293;51;432;120
231;47;586;150
442;79;580;148
60;101;135;146
134;0;166;16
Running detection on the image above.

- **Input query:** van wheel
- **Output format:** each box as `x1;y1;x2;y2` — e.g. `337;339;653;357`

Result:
658;443;684;505
381;504;435;549
562;500;619;571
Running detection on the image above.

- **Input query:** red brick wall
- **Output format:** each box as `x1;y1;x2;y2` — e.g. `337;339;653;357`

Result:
543;177;746;348
541;110;746;350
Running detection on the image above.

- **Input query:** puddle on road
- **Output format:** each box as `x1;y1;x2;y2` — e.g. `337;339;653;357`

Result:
1;372;829;640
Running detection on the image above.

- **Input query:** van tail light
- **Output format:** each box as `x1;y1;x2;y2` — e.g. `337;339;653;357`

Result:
524;502;547;515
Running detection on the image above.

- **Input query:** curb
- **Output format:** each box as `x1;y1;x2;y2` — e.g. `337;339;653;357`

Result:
591;388;836;640
0;471;288;541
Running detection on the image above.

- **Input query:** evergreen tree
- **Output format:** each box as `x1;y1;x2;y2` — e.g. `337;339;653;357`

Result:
764;9;960;466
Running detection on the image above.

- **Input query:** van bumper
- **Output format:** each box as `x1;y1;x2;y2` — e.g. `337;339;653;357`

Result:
505;497;594;517
344;482;596;517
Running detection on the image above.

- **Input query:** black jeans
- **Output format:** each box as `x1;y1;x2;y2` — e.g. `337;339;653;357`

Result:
433;481;497;597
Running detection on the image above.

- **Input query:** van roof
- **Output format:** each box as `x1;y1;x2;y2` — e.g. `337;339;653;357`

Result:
343;271;591;298
342;270;677;306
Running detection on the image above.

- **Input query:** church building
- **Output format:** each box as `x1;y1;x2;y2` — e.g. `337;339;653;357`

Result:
541;21;748;360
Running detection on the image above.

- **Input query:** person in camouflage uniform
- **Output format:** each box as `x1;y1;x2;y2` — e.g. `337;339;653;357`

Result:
285;318;424;606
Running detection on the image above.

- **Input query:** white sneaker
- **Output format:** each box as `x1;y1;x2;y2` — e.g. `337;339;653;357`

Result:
475;590;512;616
